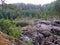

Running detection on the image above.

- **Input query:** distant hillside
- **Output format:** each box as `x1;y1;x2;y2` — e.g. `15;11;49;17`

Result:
0;0;60;19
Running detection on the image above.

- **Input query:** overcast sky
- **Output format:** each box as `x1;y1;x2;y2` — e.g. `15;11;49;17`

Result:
0;0;56;5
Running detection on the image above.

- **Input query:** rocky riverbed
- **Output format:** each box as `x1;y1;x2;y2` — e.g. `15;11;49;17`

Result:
19;19;60;45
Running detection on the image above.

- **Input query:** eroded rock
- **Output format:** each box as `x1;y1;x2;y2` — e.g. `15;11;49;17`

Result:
21;19;60;45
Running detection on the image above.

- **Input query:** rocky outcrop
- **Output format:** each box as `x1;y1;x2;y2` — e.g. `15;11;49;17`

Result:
21;19;60;45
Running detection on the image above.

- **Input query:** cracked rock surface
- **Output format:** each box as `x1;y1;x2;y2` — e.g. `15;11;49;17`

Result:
20;19;60;45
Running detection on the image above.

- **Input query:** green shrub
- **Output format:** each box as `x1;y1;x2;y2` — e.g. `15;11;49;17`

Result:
0;19;22;38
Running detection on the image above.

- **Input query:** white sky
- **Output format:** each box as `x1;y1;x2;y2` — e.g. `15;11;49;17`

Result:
0;0;56;5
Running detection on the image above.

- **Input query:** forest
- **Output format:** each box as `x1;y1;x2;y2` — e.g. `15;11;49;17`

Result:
0;0;60;19
0;0;60;45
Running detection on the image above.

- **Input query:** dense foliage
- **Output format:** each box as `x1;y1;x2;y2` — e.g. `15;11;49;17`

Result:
0;5;21;19
0;19;22;37
0;0;60;19
53;0;60;15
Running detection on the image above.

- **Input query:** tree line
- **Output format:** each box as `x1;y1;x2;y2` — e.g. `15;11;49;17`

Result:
0;0;60;19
